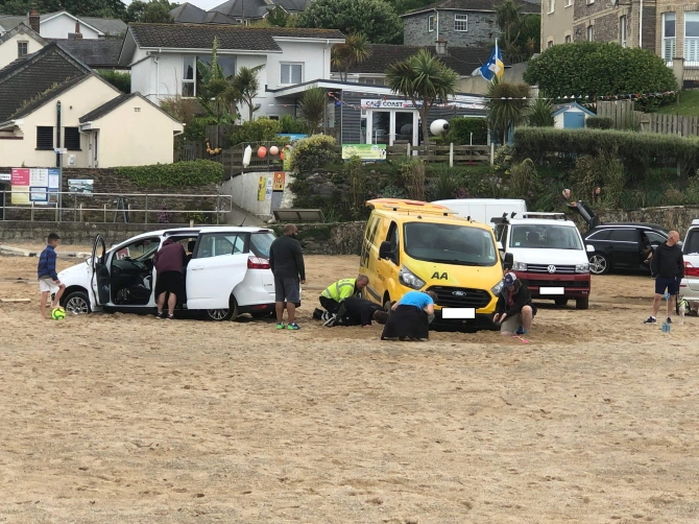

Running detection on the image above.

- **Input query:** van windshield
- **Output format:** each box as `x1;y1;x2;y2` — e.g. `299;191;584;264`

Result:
509;224;583;250
403;222;497;266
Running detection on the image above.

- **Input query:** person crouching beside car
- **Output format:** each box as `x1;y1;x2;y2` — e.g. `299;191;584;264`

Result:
493;272;536;336
381;290;437;341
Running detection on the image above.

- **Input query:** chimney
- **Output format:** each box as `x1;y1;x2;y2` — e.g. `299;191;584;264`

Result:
28;8;40;33
435;39;447;56
68;21;83;39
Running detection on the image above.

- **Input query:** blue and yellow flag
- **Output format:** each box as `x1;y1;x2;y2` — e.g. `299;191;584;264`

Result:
474;40;504;81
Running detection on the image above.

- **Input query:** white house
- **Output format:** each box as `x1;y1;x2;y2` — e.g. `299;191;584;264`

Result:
119;23;345;119
0;43;183;168
0;10;126;39
0;23;46;69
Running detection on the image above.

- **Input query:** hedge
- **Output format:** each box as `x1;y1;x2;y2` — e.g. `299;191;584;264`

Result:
513;127;699;171
116;160;224;188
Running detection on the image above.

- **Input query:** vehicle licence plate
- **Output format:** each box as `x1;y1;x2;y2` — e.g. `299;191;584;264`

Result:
441;307;475;319
540;287;564;295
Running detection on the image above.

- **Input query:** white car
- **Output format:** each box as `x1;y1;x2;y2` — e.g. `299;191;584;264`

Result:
58;227;277;320
679;219;699;315
493;213;593;309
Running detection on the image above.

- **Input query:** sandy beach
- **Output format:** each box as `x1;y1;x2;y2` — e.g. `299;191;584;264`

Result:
0;250;697;522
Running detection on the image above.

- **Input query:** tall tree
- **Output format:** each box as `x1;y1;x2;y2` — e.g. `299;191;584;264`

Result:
495;0;539;63
126;0;174;23
385;49;458;146
296;0;402;44
299;87;327;134
0;0;127;18
486;80;529;144
266;5;289;27
229;65;264;121
331;33;370;82
197;37;238;124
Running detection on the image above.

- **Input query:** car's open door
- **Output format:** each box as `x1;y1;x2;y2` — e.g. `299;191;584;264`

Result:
90;234;110;306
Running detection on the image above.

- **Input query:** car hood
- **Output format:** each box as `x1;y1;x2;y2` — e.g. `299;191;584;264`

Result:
507;247;588;265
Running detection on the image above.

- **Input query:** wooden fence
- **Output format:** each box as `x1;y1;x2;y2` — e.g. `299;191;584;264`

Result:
387;143;492;166
597;100;699;136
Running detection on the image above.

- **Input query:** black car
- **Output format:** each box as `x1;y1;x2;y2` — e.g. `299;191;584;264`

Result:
584;223;669;275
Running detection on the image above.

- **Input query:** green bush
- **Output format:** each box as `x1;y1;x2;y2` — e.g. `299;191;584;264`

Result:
586;116;613;129
290;134;341;173
279;114;307;134
527;98;554;127
571;154;625;208
116;160;224;188
524;42;677;111
98;69;131;93
445;117;488;145
230;118;282;145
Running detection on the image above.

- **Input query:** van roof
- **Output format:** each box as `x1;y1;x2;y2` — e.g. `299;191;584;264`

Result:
366;198;492;229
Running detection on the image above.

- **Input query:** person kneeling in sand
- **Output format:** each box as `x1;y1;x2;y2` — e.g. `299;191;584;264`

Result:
336;297;388;327
493;272;536;336
381;290;437;341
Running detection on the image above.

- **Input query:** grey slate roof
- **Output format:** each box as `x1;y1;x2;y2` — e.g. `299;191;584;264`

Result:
170;2;208;23
0;42;92;122
51;38;123;68
128;23;344;50
337;44;496;76
275;0;311;12
80;93;134;122
210;0;273;19
0;11;126;36
401;0;539;16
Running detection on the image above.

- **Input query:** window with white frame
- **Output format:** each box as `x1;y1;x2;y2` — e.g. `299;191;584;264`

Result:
454;14;468;31
428;14;436;32
181;54;236;97
280;62;303;84
17;40;28;57
548;0;555;14
587;24;594;41
662;12;676;63
686;12;699;63
619;15;627;47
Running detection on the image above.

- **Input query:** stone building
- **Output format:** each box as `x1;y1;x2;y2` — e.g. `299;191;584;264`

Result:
401;0;539;48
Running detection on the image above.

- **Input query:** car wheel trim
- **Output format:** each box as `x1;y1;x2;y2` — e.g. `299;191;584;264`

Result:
207;308;230;321
65;295;89;314
589;255;607;274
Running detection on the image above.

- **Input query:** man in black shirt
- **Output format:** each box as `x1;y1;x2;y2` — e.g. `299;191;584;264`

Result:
645;230;684;325
269;224;306;330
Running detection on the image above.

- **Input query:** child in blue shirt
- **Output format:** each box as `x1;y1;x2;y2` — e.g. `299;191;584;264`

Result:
37;232;66;319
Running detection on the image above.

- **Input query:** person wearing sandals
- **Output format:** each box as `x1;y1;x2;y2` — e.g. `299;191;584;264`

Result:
154;238;186;319
269;224;306;330
380;290;437;341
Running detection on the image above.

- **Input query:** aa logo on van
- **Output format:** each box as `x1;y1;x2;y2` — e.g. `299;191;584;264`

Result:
432;272;448;280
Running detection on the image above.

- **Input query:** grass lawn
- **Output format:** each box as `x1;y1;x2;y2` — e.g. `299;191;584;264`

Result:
656;89;699;115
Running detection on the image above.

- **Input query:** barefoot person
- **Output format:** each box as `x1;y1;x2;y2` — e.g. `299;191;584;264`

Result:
381;290;437;341
37;232;65;319
269;224;306;330
644;230;684;325
493;272;536;336
154;238;186;319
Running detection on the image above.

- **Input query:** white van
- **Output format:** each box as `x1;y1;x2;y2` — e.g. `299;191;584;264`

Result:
432;198;527;227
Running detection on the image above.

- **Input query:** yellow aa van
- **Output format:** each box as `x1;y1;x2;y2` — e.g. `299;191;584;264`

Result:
359;198;510;326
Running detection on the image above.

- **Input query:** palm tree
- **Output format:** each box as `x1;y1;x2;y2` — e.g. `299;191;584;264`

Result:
486;80;530;144
197;37;237;124
385;49;458;147
331;33;371;82
300;87;327;134
527;97;554;127
229;65;264;121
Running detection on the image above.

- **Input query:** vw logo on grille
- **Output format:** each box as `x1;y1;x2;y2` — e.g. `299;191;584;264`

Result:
451;290;467;297
547;264;557;273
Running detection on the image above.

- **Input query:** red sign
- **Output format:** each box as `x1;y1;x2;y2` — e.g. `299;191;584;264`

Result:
11;168;29;186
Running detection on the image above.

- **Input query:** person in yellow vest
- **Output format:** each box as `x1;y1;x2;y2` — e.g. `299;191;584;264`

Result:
318;275;369;325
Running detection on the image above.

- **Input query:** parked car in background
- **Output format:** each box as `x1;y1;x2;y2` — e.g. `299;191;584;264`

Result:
493;212;593;309
679;219;699;315
584;223;668;275
58;227;277;320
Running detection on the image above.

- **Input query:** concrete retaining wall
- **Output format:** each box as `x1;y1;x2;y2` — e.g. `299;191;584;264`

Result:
221;170;294;221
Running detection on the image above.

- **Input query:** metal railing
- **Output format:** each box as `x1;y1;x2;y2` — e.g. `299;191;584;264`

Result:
0;190;233;224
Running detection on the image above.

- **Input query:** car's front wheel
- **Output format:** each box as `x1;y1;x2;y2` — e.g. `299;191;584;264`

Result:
589;254;609;275
63;290;91;315
554;297;569;307
576;297;590;310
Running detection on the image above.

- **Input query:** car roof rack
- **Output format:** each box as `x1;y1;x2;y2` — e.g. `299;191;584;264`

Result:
521;212;567;220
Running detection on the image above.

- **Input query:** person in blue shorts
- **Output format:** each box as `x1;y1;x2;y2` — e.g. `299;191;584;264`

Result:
645;230;684;325
381;290;437;341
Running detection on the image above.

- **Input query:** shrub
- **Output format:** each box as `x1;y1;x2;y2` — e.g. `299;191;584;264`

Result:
98;69;131;93
279;114;307;134
524;42;677;111
586;116;613;129
508;158;539;199
290;134;341;173
398;158;426;200
445;117;488;144
160;97;206;140
230;118;282;145
116;160;224;188
527;98;554;127
571;154;625;208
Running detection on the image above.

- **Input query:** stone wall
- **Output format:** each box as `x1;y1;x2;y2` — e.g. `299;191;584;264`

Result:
0;221;168;246
402;11;497;47
271;221;366;255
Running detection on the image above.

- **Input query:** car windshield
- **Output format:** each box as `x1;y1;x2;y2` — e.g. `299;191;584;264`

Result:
509;224;583;250
684;230;699;255
403;222;497;266
250;231;275;258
